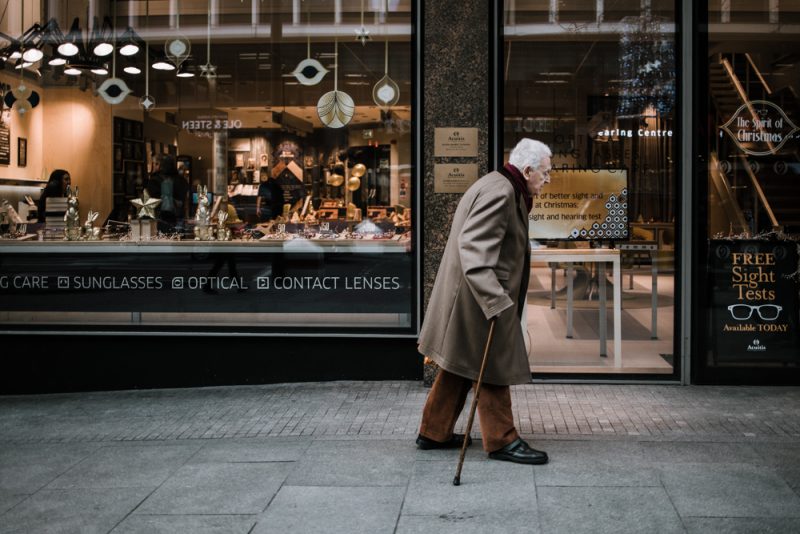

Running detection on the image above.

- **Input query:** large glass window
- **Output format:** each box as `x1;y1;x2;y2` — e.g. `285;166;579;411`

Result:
0;1;416;334
696;1;800;378
503;1;678;376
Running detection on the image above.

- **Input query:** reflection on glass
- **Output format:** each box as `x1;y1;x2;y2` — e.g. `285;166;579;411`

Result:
504;1;677;375
0;1;415;332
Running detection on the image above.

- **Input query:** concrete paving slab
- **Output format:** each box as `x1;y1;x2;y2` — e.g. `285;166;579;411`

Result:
136;462;291;515
189;438;310;464
683;517;800;534
253;486;405;534
0;488;150;534
639;441;763;464
110;514;256;534
659;463;800;518
528;439;646;465
0;443;100;492
403;460;536;516
537;486;684;534
287;439;415;487
534;460;660;487
46;444;200;489
0;492;28;515
396;511;541;534
751;443;800;467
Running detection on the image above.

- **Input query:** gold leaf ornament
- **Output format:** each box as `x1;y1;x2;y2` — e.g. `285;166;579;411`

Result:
317;90;355;128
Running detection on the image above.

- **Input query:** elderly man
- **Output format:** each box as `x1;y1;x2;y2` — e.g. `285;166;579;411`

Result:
416;138;552;464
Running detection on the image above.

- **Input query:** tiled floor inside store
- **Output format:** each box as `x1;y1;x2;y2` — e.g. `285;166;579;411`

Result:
527;265;675;374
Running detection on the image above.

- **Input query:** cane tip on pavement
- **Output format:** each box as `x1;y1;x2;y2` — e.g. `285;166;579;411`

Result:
452;476;460;486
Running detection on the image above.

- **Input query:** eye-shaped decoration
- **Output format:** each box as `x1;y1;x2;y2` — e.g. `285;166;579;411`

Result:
317;90;354;128
140;94;156;111
165;36;191;68
372;75;400;109
4;89;40;112
199;62;217;79
292;58;328;86
97;78;132;105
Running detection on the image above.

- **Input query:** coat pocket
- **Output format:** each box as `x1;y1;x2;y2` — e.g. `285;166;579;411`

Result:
495;268;510;280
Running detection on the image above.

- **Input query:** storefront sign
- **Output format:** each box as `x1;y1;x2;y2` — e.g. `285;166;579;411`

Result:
434;128;478;157
720;100;799;156
181;114;242;132
530;169;628;240
434;164;478;193
709;240;800;363
0;252;412;315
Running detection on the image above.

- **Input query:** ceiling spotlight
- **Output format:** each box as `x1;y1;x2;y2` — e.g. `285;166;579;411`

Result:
176;62;195;78
22;48;43;63
152;59;175;71
14;62;33;69
118;28;140;56
48;57;67;66
91;17;114;57
91;66;108;75
58;18;81;57
124;65;141;75
93;42;114;57
9;50;22;60
64;67;81;76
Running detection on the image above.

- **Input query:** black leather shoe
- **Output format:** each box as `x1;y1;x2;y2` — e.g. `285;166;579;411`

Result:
416;433;472;450
488;438;548;464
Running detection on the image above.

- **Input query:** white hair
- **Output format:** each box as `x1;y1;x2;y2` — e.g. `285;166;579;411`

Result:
508;138;552;171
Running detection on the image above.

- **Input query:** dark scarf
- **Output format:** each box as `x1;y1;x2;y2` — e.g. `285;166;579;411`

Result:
500;163;532;213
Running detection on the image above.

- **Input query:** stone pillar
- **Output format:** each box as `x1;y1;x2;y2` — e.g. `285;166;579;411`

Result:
422;0;491;383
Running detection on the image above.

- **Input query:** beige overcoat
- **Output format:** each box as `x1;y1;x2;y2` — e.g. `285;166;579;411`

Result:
419;171;531;385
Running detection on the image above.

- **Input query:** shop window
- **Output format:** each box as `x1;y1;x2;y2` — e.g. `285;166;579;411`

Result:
697;0;800;375
0;1;417;334
502;1;678;376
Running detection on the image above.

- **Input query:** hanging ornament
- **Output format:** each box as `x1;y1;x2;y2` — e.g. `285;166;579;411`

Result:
372;40;399;109
165;37;191;68
98;2;131;105
4;91;40;110
98;78;132;105
347;176;361;191
351;163;367;178
293;5;327;85
139;1;156;111
355;0;371;46
140;94;156;111
200;0;217;79
163;1;190;68
10;47;40;115
13;98;32;116
317;40;354;128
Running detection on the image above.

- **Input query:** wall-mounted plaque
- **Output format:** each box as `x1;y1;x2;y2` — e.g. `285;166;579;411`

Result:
434;127;478;157
0;124;10;165
434;163;478;193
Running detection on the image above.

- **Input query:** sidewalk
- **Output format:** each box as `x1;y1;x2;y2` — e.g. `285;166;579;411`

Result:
1;382;799;533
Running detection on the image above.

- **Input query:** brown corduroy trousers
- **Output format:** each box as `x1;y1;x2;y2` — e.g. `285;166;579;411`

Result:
418;368;519;452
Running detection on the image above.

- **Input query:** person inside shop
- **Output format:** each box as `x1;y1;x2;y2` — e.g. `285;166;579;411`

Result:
416;138;553;465
146;154;189;232
256;170;285;223
37;169;71;222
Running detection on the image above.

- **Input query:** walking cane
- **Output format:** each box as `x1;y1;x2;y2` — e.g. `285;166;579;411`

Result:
453;316;497;486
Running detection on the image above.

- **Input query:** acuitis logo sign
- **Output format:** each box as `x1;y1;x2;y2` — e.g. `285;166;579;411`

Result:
747;339;767;352
448;131;466;142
